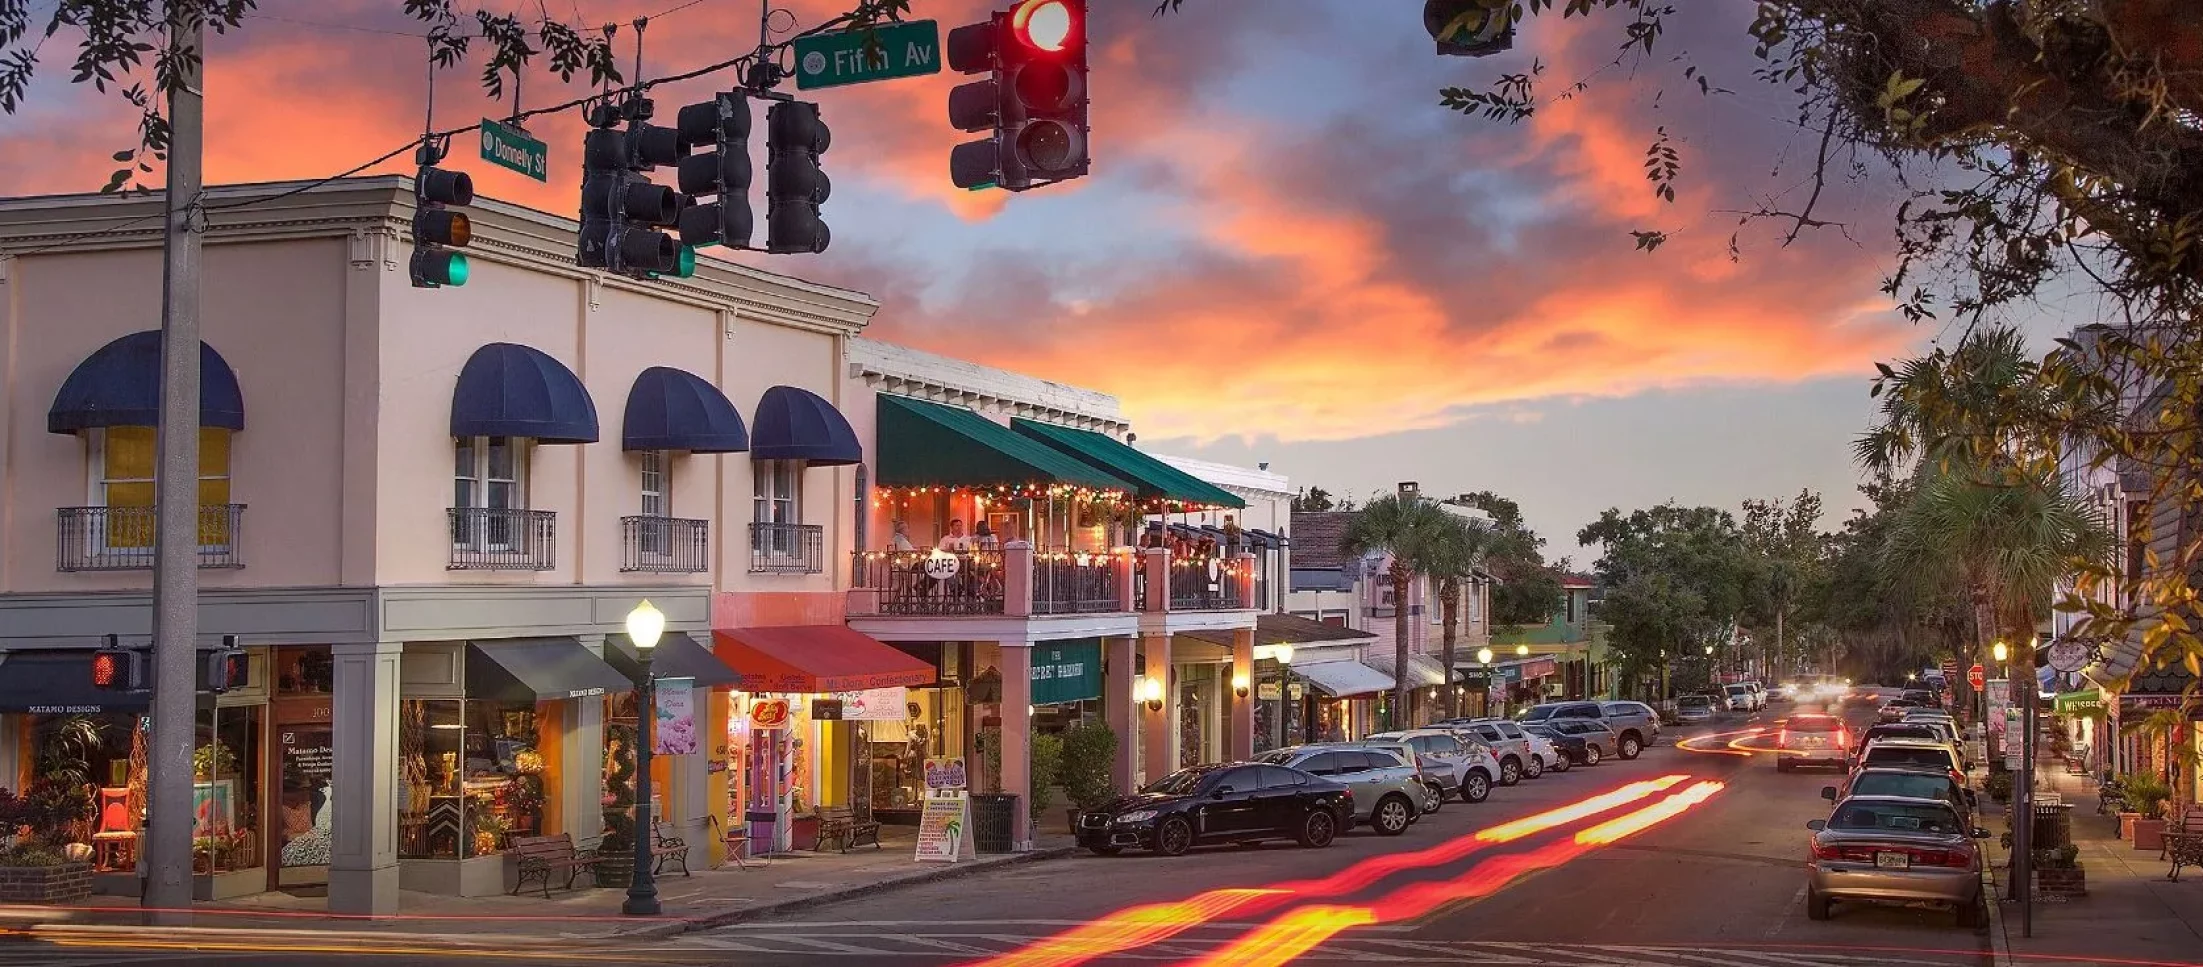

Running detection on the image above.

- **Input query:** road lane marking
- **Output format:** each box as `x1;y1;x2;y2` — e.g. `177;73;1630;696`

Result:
1766;883;1809;938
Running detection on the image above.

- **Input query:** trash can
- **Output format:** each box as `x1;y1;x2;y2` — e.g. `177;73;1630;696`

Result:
2034;802;2074;850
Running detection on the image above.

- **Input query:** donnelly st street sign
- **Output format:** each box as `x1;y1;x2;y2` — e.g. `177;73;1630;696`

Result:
480;118;549;182
793;20;942;91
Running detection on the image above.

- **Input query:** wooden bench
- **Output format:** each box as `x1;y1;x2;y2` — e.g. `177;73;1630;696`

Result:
510;833;596;898
650;822;692;878
814;806;881;853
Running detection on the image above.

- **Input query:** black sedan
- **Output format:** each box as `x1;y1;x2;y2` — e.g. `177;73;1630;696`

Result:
1075;762;1354;857
1526;721;1609;766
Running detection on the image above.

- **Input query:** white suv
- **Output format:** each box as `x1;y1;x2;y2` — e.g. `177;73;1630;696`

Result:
1365;729;1500;803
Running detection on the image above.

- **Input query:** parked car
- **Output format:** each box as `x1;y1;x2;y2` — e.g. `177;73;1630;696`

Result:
1876;699;1921;723
1850;722;1943;759
1360;730;1499;804
1723;683;1756;714
1520;728;1568;773
1897;714;1967;766
1255;744;1425;834
1774;712;1849;772
1674;694;1717;724
1521;701;1649;760
1523;723;1590;768
1446;720;1539;782
1075;762;1354;856
1824;768;1977;825
1855;737;1967;787
1805;795;1988;926
1900;688;1940;708
1531;718;1619;765
1600;701;1662;750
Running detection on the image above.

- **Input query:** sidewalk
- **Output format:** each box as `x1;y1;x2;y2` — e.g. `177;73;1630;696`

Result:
1978;765;2203;965
3;828;1073;946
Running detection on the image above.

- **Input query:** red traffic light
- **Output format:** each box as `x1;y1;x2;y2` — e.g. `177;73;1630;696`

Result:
1012;0;1078;53
92;652;120;689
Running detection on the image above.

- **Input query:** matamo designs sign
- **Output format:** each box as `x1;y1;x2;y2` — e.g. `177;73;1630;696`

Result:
1031;639;1102;706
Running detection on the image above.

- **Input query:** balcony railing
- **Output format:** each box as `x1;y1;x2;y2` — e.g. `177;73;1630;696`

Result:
57;505;245;572
851;550;1006;615
1169;554;1246;611
622;515;710;573
1033;553;1123;614
749;522;823;574
449;508;556;571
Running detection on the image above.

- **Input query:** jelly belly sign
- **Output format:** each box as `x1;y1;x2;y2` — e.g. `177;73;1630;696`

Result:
749;698;792;730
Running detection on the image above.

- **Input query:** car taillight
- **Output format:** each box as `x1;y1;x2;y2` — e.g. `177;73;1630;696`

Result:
1836;728;1849;748
1778;728;1790;748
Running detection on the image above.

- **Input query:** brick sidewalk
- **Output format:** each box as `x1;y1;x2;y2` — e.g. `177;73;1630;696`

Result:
1979;766;2203;965
3;829;1073;945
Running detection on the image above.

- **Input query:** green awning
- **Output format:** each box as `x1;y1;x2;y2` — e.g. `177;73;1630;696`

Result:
876;395;1131;491
1009;418;1246;509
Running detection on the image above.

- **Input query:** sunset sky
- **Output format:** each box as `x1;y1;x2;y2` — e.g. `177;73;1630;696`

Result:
1;0;2101;552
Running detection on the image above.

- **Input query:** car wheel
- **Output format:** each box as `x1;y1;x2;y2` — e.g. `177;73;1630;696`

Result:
1088;846;1123;857
1806;888;1831;921
1152;817;1194;857
1459;771;1491;803
1550;753;1572;773
1585;745;1603;766
1776;758;1793;773
1296;809;1338;848
1956;893;1982;928
1525;755;1545;779
1373;795;1413;836
1499;758;1522;786
1422;783;1444;814
1619;734;1643;760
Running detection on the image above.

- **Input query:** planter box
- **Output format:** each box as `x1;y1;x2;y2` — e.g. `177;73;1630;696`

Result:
0;863;95;903
2120;812;2140;840
2036;867;2087;897
2134;818;2167;852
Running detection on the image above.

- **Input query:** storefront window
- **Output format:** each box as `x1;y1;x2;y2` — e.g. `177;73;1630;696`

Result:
1178;665;1220;767
399;699;547;860
865;687;966;820
273;647;334;872
194;705;264;874
26;712;141;873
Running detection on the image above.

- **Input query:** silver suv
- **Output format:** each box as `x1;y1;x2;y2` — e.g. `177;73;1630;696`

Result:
1256;744;1423;835
1452;719;1543;783
1522;701;1651;760
1600;701;1662;755
1365;730;1499;803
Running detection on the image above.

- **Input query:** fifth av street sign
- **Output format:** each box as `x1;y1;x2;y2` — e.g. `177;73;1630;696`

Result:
793;20;942;91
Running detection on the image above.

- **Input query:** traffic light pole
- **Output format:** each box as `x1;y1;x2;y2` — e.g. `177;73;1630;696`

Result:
144;6;205;922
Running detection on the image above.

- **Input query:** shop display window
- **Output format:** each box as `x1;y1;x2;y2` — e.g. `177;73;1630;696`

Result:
865;687;965;818
193;705;264;874
273;646;335;871
399;699;548;860
22;712;142;872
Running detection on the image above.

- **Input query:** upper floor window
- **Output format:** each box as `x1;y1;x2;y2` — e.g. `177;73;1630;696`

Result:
91;427;233;547
754;460;802;525
454;436;524;511
640;450;670;517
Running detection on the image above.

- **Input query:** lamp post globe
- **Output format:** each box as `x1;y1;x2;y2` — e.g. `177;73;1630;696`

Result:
623;600;664;916
1516;644;1529;657
1993;641;2009;663
1476;647;1493;666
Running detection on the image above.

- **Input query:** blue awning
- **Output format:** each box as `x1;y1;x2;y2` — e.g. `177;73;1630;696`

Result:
450;343;598;444
48;330;245;434
750;385;861;465
622;366;748;453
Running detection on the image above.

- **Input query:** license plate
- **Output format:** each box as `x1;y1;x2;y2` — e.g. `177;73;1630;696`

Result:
1875;851;1910;869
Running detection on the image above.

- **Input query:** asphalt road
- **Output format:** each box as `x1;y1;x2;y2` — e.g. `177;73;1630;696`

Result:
0;691;2005;967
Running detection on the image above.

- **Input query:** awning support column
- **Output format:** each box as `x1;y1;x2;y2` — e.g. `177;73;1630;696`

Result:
1229;628;1255;761
1140;632;1173;783
999;639;1034;851
1105;635;1137;794
330;641;401;915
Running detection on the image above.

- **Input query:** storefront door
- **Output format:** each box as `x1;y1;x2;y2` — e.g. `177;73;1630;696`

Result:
269;646;335;890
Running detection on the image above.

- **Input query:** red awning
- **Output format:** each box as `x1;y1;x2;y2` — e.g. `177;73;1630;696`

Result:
712;625;936;693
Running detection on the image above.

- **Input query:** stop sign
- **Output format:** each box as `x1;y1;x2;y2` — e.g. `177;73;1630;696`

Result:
1967;663;1986;689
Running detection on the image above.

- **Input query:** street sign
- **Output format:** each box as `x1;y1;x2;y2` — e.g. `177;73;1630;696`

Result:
793;20;942;91
479;118;549;182
1967;664;1985;690
2046;638;2091;673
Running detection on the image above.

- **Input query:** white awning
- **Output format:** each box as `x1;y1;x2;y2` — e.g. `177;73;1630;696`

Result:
1291;660;1395;699
1367;653;1450;688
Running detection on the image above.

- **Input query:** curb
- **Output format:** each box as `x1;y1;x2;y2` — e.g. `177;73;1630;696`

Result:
1982;862;2013;967
620;845;1076;941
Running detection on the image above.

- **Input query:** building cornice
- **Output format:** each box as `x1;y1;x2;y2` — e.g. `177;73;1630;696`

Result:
846;338;1127;432
0;177;879;337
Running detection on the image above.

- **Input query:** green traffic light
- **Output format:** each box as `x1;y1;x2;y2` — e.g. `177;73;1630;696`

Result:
446;252;471;286
674;245;697;278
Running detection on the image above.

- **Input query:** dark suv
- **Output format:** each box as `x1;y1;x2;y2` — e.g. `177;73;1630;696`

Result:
1523;701;1649;760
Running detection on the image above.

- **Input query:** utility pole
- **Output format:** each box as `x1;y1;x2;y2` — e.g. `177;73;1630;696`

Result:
144;6;206;921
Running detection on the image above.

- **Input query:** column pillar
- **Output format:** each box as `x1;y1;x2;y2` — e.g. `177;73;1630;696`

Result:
1228;628;1255;761
998;640;1034;851
570;635;608;849
330;641;402;916
1140;632;1173;783
1005;541;1035;616
1112;547;1137;612
1105;635;1137;794
1142;547;1171;613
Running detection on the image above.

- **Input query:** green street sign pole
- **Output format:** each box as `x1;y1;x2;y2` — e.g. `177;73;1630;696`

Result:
793;20;943;91
480;118;550;182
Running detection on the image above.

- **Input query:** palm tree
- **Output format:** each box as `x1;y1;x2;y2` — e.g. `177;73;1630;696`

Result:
1422;516;1489;719
1342;493;1455;729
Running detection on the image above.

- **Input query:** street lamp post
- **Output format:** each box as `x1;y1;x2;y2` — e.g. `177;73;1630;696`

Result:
1477;647;1494;717
623;600;666;917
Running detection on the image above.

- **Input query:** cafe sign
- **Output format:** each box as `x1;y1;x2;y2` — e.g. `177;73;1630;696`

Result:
1030;639;1102;706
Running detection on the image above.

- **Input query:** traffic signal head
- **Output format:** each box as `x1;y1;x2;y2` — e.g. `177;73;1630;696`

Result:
1425;0;1514;57
946;0;1089;193
204;638;248;694
92;635;145;692
765;100;832;255
674;92;755;250
410;156;475;288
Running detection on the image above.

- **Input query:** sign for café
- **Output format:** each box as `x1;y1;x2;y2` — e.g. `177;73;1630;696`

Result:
914;791;967;863
1031;639;1102;705
830;687;909;721
923;756;968;791
748;698;792;730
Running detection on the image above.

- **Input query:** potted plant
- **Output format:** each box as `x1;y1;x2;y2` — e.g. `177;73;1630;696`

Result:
2126;774;2172;852
0;781;96;903
1058;723;1119;833
1984;770;2013;804
2034;844;2086;896
970;727;1017;854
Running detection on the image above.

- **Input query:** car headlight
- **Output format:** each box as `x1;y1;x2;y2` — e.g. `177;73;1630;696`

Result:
1115;810;1158;824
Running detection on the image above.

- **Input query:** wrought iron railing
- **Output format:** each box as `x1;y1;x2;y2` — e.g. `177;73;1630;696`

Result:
1168;555;1246;610
448;508;556;570
1133;556;1150;612
1032;553;1123;614
56;504;245;571
850;550;1006;615
749;522;823;574
621;516;710;573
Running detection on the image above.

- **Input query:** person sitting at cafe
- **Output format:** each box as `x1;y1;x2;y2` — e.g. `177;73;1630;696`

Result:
937;518;973;552
890;520;917;552
973;520;1000;550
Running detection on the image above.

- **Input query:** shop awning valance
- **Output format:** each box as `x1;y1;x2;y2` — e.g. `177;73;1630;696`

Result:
49;330;246;434
1009;418;1245;509
1368;653;1450;688
1179;613;1376;651
603;631;739;688
751;385;862;465
713;625;936;693
1291;659;1394;699
451;342;599;444
467;637;633;701
622;367;748;453
0;650;152;714
876;394;1128;491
